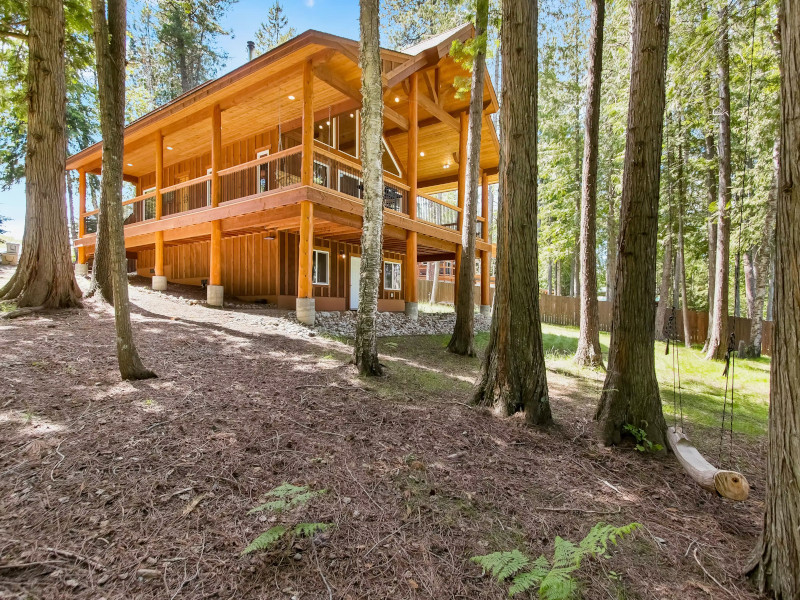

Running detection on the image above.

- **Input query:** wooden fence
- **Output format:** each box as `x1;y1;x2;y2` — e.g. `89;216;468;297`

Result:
418;278;773;356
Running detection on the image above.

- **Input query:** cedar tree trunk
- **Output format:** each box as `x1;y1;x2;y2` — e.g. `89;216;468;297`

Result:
595;0;670;447
474;0;551;425
747;0;800;592
449;0;488;357
0;0;81;309
92;0;156;380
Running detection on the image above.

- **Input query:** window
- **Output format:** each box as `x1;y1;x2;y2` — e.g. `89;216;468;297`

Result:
381;138;401;176
312;250;329;285
313;160;329;187
338;111;358;157
339;171;362;199
256;149;270;193
206;167;213;205
384;260;401;291
314;116;335;147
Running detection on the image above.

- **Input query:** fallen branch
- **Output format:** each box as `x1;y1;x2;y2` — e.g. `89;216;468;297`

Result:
693;547;736;598
44;547;105;571
534;506;621;515
1;306;45;319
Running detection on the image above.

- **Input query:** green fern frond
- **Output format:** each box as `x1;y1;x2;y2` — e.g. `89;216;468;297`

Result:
539;570;579;600
293;522;333;537
264;483;308;498
508;570;542;596
248;489;327;514
579;522;641;557
551;537;582;570
472;550;530;582
241;525;287;555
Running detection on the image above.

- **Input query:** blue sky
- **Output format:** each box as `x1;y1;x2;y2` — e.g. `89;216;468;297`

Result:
0;0;363;243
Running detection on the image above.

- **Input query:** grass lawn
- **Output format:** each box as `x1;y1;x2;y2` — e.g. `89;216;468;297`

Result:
373;322;770;438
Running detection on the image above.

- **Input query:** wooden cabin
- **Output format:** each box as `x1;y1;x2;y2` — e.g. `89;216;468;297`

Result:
67;24;499;324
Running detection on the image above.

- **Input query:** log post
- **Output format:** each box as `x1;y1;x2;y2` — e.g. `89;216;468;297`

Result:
297;200;315;325
153;131;167;291
405;72;419;319
301;59;314;186
75;169;88;275
207;104;224;306
454;111;468;300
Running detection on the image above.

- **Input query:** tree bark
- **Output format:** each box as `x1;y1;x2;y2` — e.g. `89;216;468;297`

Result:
702;67;718;352
91;0;156;381
655;225;673;340
448;0;488;357
474;0;551;426
747;1;800;592
354;0;383;376
744;137;778;357
606;178;618;303
66;172;77;260
575;0;605;368
678;141;691;347
429;261;439;303
0;0;81;309
705;6;732;361
595;0;669;448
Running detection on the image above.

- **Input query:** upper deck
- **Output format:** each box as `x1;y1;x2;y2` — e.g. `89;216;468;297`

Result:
68;25;500;260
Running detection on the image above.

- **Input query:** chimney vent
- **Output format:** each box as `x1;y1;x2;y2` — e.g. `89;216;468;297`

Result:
246;41;255;61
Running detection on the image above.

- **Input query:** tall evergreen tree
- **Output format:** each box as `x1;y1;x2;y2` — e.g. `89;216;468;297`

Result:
254;1;295;54
0;0;82;309
354;0;384;376
595;0;670;447
448;0;489;357
474;0;551;425
91;0;156;380
746;0;800;592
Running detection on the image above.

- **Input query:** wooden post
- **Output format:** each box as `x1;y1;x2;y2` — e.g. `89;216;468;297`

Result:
209;104;223;291
405;73;419;315
298;201;314;298
154;131;164;278
301;59;314;186
480;170;490;311
454;111;468;300
77;168;86;265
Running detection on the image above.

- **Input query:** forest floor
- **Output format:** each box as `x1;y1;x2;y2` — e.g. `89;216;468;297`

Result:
0;265;770;600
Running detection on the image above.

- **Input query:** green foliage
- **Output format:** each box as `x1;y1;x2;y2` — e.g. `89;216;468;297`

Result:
253;1;295;55
242;483;333;557
472;522;640;598
623;424;663;453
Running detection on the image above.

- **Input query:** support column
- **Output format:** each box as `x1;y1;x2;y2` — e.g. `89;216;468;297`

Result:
405;72;419;319
208;104;224;305
454;111;468;301
301;59;314;186
152;131;167;291
297;201;315;325
75;169;88;275
480;170;491;315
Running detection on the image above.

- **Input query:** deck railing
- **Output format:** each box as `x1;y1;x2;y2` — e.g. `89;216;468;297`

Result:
122;191;156;225
312;143;410;215
416;192;460;230
161;174;212;216
218;146;302;203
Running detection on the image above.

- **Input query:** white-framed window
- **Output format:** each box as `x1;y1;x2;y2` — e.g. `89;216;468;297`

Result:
383;260;402;291
206;167;213;205
312;249;330;285
339;171;362;199
143;186;156;194
256;149;270;193
382;137;402;176
313;160;329;187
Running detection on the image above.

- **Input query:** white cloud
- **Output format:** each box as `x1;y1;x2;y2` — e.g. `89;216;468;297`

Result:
304;0;314;6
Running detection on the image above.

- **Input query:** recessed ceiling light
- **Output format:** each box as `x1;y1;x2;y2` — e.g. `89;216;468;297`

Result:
288;95;295;100
443;163;450;169
394;96;400;103
166;146;174;150
126;163;133;166
419;151;424;157
326;120;330;125
349;113;354;118
319;125;323;129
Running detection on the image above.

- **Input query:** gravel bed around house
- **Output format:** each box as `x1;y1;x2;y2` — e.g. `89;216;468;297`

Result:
309;308;492;338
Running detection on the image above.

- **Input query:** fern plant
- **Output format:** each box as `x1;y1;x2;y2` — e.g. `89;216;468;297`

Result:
242;483;333;556
623;424;663;453
472;522;640;599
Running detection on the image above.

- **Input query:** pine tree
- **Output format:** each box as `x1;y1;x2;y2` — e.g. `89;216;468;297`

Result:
254;1;296;54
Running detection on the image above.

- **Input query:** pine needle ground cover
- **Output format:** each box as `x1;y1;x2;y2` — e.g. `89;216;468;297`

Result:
0;268;768;599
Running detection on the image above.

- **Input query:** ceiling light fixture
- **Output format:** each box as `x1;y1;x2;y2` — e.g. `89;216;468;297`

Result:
350;113;355;118
394;96;400;103
288;95;295;100
126;163;133;167
166;146;174;150
419;151;425;157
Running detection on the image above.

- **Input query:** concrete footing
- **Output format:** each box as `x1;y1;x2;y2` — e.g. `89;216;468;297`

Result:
296;297;316;326
207;284;224;307
152;275;168;291
75;263;89;277
404;301;419;320
480;304;492;317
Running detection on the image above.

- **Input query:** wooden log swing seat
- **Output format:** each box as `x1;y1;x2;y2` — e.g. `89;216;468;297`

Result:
666;426;750;501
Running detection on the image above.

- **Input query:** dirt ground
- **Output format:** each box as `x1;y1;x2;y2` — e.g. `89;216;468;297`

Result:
0;265;767;599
